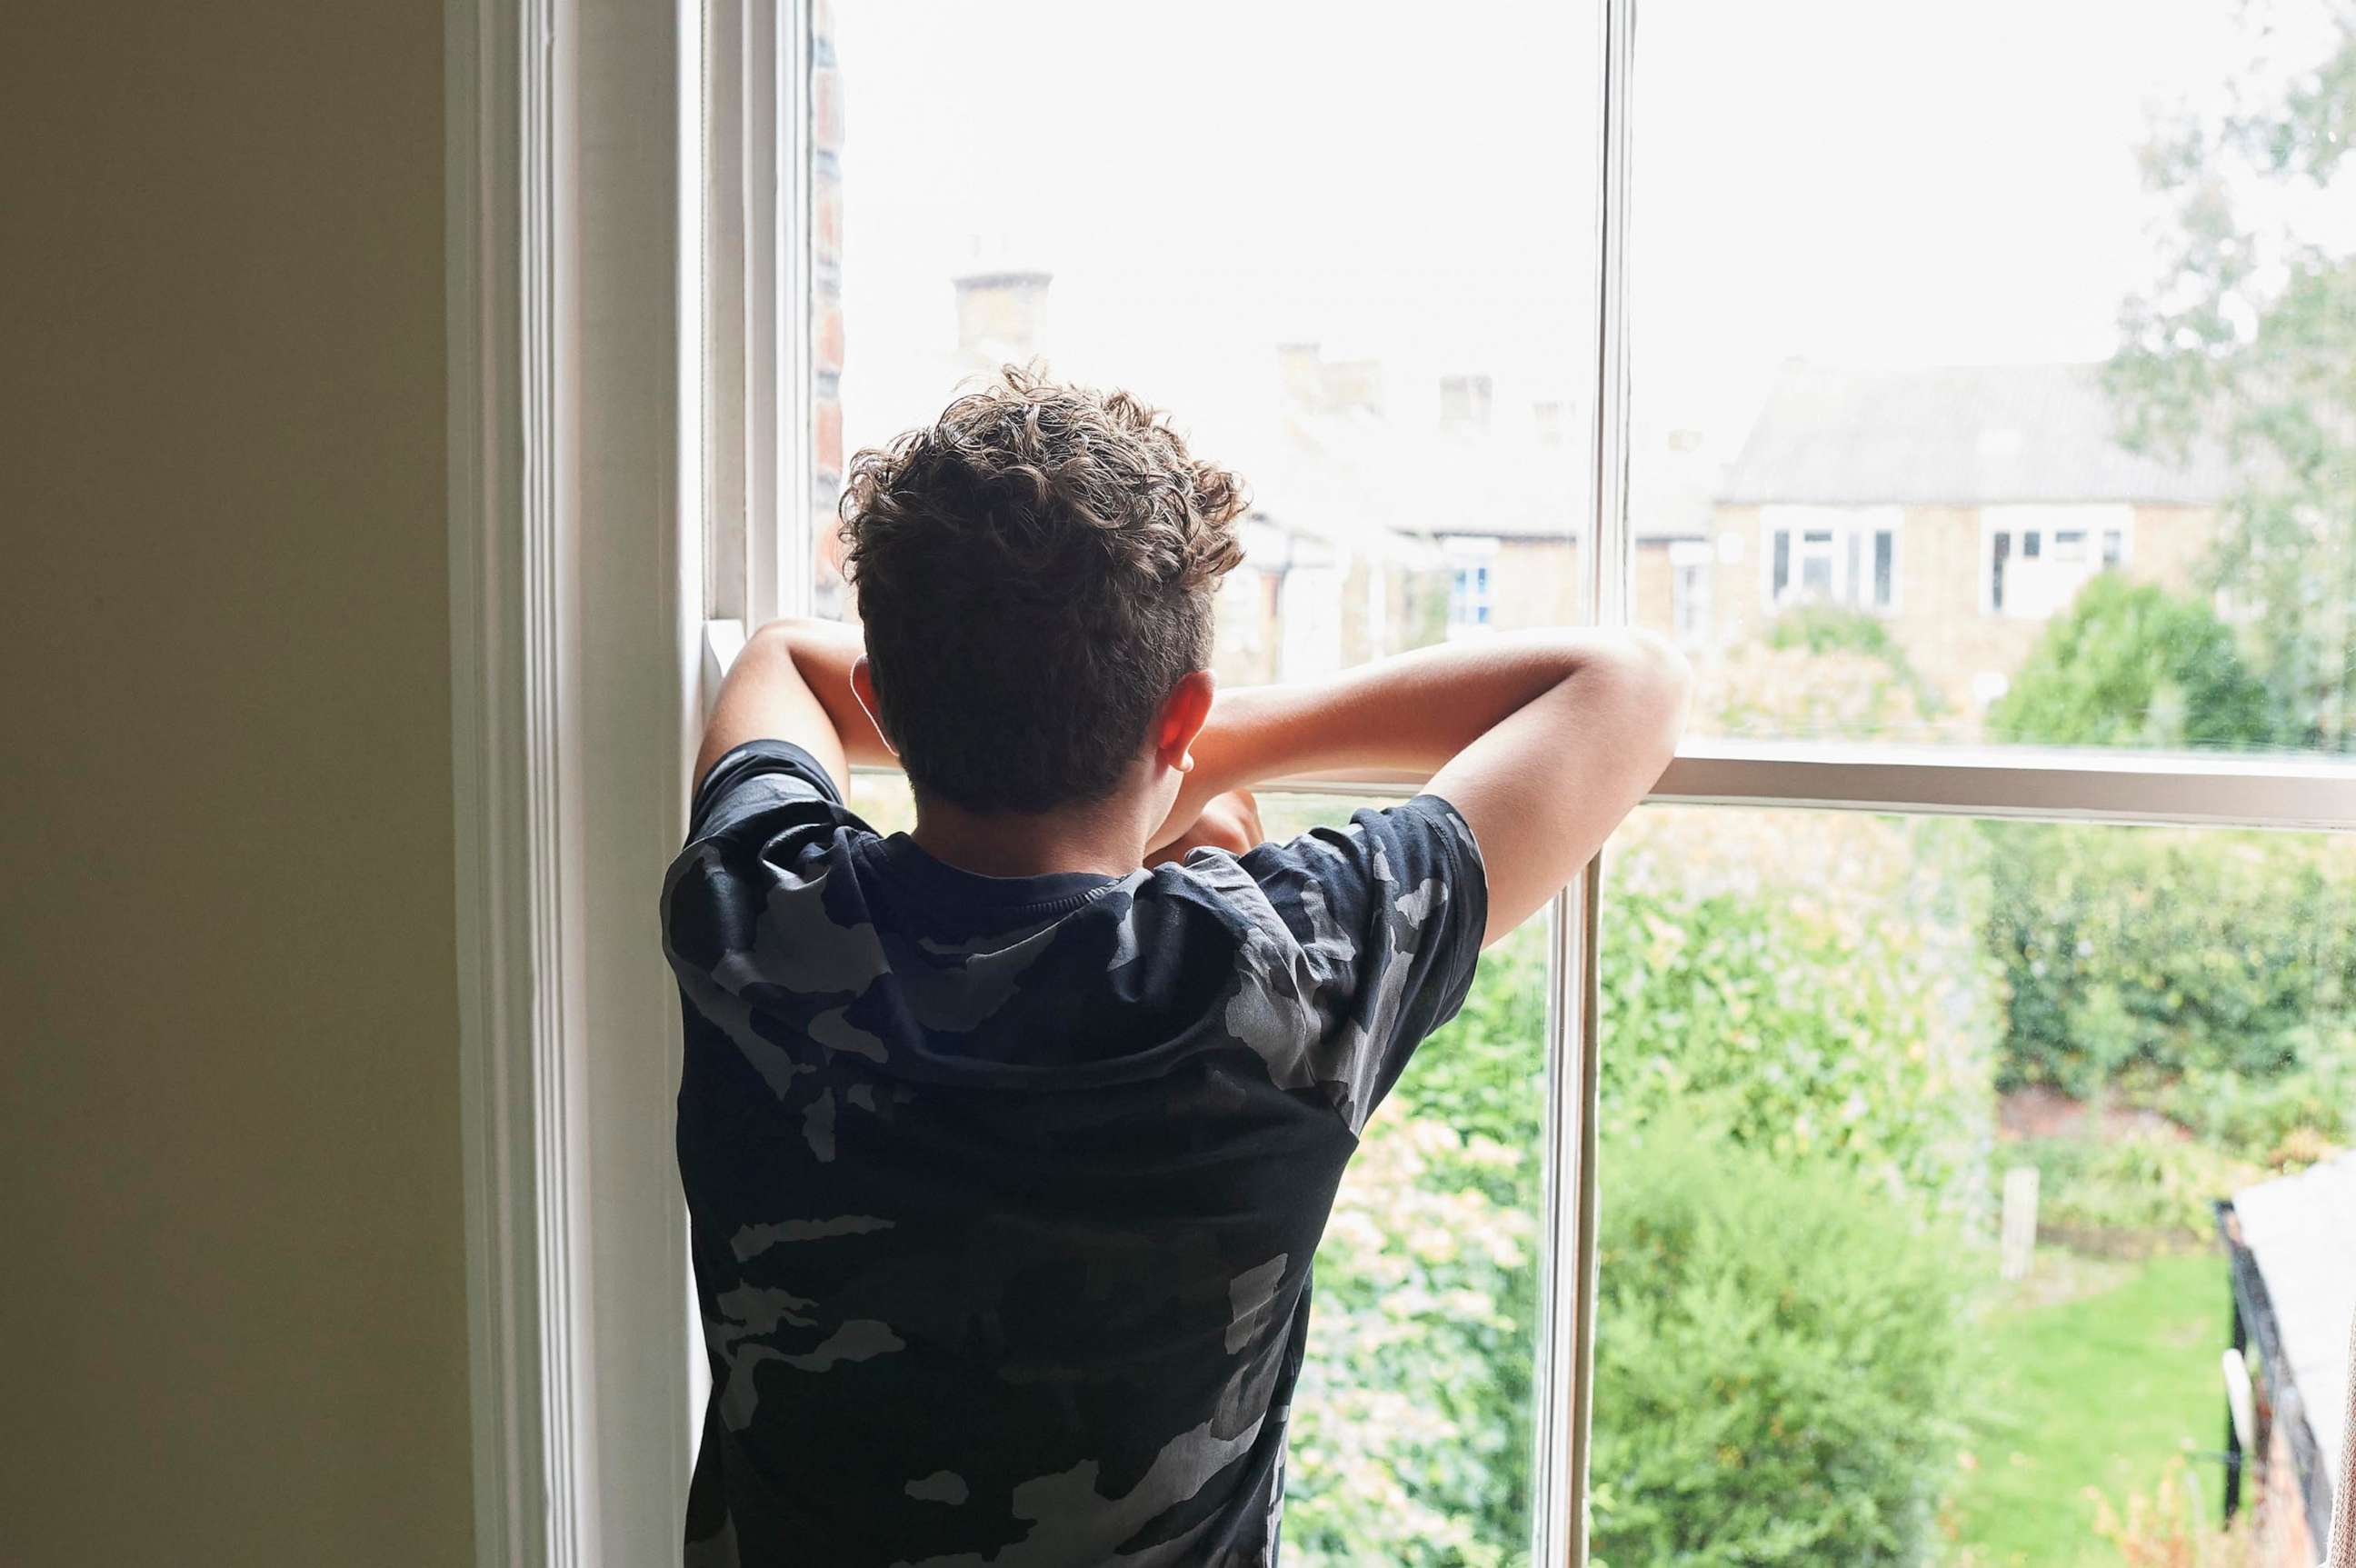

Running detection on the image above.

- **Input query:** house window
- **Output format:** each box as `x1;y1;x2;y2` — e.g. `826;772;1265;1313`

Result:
1445;538;1502;638
1982;505;2131;619
1761;506;1900;614
1670;540;1713;644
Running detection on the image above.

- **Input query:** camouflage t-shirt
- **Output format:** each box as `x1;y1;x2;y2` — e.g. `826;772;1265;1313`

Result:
662;740;1487;1567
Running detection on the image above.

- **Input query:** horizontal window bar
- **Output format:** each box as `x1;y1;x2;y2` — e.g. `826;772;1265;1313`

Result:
1260;739;2356;833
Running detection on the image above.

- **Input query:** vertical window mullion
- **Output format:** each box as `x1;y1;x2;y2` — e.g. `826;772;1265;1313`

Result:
1534;0;1634;1562
741;0;779;629
702;0;749;623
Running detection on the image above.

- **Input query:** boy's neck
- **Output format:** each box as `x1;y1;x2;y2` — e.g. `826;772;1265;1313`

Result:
908;793;1150;881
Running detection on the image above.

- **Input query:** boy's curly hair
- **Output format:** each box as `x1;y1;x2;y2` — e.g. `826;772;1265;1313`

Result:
838;366;1248;814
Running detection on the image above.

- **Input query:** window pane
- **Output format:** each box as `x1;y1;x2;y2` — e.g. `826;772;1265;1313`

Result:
1594;804;2356;1563
1626;0;2356;754
824;0;1602;679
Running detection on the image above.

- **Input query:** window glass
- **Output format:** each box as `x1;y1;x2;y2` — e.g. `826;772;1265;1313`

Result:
1593;804;2356;1563
1626;0;2356;754
822;1;1601;684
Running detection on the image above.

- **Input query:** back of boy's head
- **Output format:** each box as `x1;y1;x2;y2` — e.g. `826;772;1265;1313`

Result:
839;366;1248;814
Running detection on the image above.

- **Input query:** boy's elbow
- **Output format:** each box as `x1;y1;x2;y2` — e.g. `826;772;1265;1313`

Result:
1602;629;1692;760
1625;627;1692;690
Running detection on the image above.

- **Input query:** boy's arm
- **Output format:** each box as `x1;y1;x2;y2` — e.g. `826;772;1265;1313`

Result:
694;617;895;794
1173;630;1691;945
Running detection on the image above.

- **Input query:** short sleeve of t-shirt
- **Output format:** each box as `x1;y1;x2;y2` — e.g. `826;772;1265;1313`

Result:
685;738;855;843
664;741;871;974
1227;792;1489;1132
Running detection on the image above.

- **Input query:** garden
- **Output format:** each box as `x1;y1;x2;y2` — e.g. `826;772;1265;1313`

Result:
1283;785;2354;1567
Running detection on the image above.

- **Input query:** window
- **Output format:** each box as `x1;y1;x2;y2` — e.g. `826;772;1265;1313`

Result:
1445;539;1501;638
1669;539;1712;644
674;3;2356;1566
1760;505;1899;614
1983;505;2131;620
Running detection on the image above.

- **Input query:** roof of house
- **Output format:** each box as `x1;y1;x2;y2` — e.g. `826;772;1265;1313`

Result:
2226;1150;2356;1472
1718;362;2235;507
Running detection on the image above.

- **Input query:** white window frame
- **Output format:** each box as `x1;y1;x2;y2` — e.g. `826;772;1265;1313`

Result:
1669;538;1713;644
1444;534;1503;638
1761;504;1902;615
452;4;2356;1567
1982;504;2132;619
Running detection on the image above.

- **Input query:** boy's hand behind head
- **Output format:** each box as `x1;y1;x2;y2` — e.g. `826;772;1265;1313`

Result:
1144;788;1263;867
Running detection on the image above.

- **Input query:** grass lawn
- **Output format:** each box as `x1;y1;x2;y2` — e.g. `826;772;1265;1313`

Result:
1943;1248;2228;1567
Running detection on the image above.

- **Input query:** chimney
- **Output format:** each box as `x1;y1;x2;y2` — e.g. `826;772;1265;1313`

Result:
953;269;1051;360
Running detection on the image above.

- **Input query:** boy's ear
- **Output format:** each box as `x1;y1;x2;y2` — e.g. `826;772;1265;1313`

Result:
849;656;898;756
1153;669;1217;774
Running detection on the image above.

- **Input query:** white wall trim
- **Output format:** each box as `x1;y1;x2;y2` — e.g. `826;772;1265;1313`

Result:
448;0;567;1562
450;1;698;1563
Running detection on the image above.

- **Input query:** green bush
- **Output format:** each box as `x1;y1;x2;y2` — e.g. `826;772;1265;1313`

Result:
1602;812;1999;1215
2011;1133;2260;1251
1985;822;2356;1100
1765;606;1944;718
1985;574;2281;751
2151;1050;2355;1165
1589;1122;1972;1566
1290;924;1549;1568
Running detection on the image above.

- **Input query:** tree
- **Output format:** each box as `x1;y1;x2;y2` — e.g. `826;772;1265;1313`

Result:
1986;574;2281;749
2107;3;2356;750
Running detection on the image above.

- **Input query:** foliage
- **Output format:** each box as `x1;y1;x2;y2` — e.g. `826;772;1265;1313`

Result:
2089;1457;2260;1568
1766;606;1945;718
1605;809;2000;1215
1986;574;2282;751
1290;922;1549;1568
1289;1111;1540;1568
1588;1122;1972;1567
2151;1052;2355;1164
2106;5;2356;750
2012;1134;2260;1251
1984;822;2356;1098
1710;642;1943;742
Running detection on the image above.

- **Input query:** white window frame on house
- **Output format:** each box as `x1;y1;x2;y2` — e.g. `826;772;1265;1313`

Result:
1444;534;1503;637
448;5;2356;1568
1669;538;1713;644
1761;504;1902;615
1982;503;2133;619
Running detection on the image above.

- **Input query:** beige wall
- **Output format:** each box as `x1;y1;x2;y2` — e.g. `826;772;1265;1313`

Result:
0;7;473;1565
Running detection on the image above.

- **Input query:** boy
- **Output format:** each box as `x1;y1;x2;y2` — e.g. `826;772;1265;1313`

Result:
664;368;1689;1566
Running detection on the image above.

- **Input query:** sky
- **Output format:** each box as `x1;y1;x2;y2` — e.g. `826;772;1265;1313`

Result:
829;0;2344;467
